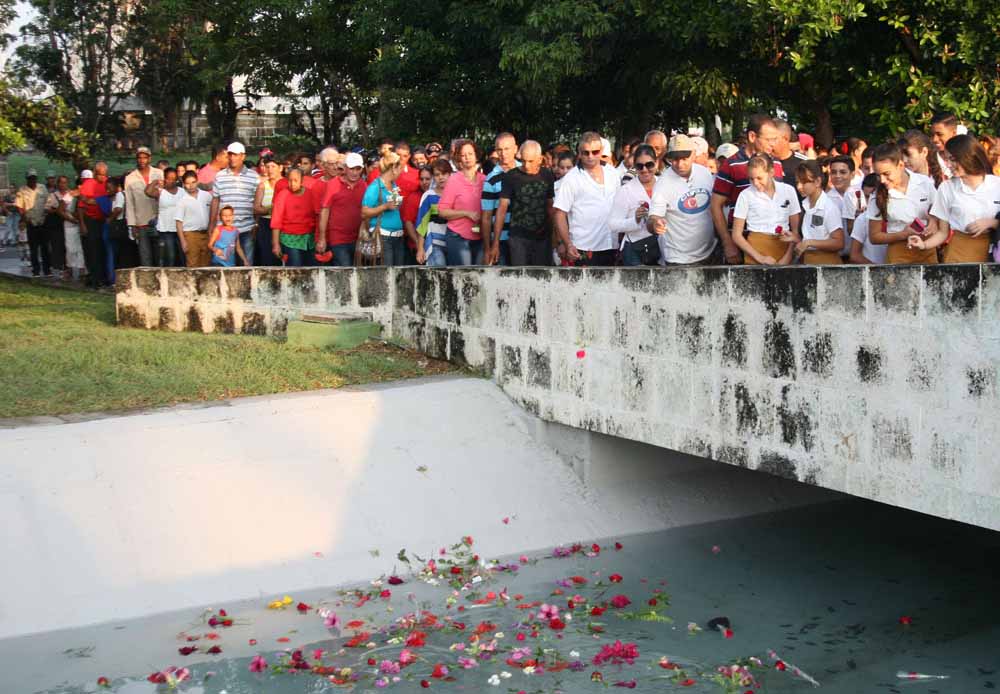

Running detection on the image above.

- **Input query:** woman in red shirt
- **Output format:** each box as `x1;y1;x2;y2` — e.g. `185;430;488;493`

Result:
271;168;321;266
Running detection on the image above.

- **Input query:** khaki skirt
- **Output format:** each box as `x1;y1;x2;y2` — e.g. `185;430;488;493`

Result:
942;231;989;264
802;249;843;265
744;232;788;265
886;241;938;265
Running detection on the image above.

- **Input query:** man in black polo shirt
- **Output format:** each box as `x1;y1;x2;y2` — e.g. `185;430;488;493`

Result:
773;119;808;190
496;140;555;266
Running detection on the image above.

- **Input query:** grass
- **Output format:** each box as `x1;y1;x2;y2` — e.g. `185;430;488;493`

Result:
5;150;213;186
0;276;455;418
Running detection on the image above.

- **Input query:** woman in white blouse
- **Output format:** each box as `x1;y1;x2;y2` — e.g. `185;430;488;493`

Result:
731;154;801;265
907;134;1000;263
608;144;658;266
868;143;937;264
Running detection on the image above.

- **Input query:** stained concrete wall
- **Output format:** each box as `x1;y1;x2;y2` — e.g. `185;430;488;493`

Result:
115;264;1000;531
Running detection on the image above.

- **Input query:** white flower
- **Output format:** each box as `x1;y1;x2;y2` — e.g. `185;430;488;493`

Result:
494;632;505;639
523;666;536;675
500;671;512;679
564;612;573;621
569;650;580;659
488;674;500;686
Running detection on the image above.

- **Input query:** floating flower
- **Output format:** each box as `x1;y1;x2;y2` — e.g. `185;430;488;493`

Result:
296;602;310;613
609;573;623;583
591;606;606;616
431;663;449;678
420;680;430;688
609;595;631;609
614;542;623;550
899;616;913;625
379;660;401;675
388;576;404;585
96;676;110;688
549;618;566;630
406;631;427;647
313;649;325;660
178;646;197;656
488;674;500;686
206;645;222;654
249;655;268;673
614;680;637;688
592;641;639;666
457;656;478;669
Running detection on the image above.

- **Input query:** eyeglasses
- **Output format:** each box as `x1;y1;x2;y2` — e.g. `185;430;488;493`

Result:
581;149;601;156
634;161;657;171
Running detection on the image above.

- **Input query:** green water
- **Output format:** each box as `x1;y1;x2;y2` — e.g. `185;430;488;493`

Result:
4;499;997;693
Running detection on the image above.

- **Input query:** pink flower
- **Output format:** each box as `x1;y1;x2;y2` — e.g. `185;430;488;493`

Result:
610;595;631;609
320;609;340;629
313;649;325;660
457;656;478;669
538;604;560;621
379;660;401;674
388;576;404;585
249;655;268;673
398;649;417;665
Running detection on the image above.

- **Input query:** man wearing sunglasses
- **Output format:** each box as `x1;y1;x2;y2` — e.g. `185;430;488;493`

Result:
647;134;718;266
553;131;621;265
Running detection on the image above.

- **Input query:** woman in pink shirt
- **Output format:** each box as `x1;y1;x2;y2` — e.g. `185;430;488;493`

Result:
437;139;486;265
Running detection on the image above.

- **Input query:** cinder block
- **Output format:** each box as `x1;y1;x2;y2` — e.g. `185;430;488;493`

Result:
286;319;381;349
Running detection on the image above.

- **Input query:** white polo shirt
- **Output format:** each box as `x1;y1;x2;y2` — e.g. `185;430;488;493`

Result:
733;181;801;235
650;163;716;264
868;170;935;233
929;174;1000;232
553;164;621;251
175;189;213;231
800;192;843;241
849;208;887;264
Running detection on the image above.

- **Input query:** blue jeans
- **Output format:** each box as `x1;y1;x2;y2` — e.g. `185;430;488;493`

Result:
332;243;355;266
102;223;117;284
255;218;278;266
425;244;446;267
238;230;255;266
621;239;642;266
281;244;315;267
158;233;182;267
446;230;483;266
382;234;406;266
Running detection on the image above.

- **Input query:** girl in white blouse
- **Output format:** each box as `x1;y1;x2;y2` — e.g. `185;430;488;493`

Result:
907;134;1000;263
794;160;844;264
868;142;937;264
731;154;801;265
608;144;658;266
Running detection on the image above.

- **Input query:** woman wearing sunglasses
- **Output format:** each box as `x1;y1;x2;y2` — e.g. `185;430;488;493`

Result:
609;144;659;266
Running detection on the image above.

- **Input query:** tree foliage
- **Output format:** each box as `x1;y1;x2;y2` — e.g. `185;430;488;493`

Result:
5;0;999;149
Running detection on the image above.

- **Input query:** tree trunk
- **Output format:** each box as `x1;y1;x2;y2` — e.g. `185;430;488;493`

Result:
704;114;721;148
814;105;834;150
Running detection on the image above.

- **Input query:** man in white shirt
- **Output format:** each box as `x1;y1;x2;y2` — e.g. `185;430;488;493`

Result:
648;134;719;265
175;171;214;267
553;131;621;266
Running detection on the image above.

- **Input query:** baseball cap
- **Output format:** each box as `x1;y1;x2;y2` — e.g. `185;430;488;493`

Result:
716;143;740;159
136;146;152;155
600;137;612;157
426;142;443;154
345;152;364;169
259;147;274;158
689;136;709;156
226;142;246;155
81;169;94;179
667;134;694;156
798;133;815;151
26;168;38;178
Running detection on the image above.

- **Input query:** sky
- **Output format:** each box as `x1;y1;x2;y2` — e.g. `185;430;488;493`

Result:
1;1;33;69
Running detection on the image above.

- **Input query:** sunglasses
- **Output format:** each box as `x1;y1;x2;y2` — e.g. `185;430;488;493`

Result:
634;161;657;171
581;149;602;156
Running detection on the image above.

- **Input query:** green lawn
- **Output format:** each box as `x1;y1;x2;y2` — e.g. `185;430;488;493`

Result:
0;276;454;418
5;150;212;186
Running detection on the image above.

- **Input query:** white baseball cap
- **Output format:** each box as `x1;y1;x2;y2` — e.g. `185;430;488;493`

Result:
716;143;740;159
344;152;364;169
226;142;246;155
80;170;94;179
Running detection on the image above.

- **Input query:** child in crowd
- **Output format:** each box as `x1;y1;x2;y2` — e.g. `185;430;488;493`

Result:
794;160;844;264
868;142;937;264
731;154;801;265
848;175;885;264
208;205;246;267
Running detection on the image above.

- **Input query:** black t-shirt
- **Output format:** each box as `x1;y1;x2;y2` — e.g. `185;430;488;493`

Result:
500;168;555;239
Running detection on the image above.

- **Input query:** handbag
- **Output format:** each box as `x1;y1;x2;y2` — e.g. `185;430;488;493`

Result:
355;184;384;266
630;234;661;265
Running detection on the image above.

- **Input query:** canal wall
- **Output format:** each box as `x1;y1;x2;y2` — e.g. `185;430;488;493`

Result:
115;264;1000;531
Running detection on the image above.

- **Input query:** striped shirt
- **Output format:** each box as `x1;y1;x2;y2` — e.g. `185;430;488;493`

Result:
481;162;519;242
212;166;260;234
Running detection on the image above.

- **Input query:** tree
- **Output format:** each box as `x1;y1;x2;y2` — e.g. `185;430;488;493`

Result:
0;80;93;162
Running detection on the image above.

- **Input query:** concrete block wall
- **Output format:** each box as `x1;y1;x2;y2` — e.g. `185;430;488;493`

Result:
116;264;1000;531
115;266;393;336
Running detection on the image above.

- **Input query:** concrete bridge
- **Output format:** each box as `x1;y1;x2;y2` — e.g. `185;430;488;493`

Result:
115;263;1000;531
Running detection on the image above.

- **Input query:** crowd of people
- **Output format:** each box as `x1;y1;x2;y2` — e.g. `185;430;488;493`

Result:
3;112;1000;285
